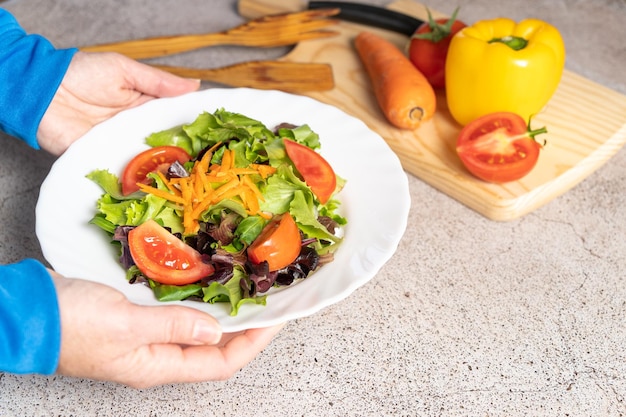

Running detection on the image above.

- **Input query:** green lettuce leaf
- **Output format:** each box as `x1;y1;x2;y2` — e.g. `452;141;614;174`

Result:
145;125;194;155
87;171;184;234
202;267;267;316
277;124;320;149
260;164;311;214
150;281;204;302
236;215;266;246
86;169;137;201
290;190;341;245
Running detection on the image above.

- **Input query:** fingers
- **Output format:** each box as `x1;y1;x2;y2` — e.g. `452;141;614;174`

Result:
126;323;285;387
121;56;201;98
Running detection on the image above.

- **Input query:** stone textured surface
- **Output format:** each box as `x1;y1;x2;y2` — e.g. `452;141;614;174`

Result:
1;0;625;416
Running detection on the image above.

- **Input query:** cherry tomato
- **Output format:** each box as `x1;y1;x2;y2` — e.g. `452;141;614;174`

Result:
408;9;466;89
247;214;301;271
456;112;546;183
283;138;336;204
122;146;191;195
128;219;214;285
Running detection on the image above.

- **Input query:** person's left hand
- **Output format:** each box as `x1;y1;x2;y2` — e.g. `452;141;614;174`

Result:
51;270;284;388
37;51;200;155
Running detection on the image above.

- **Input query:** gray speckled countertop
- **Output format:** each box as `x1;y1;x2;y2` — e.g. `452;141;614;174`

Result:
1;0;626;416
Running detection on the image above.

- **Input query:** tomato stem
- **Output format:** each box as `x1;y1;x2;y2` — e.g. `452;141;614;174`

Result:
411;7;460;43
488;35;528;51
527;117;548;145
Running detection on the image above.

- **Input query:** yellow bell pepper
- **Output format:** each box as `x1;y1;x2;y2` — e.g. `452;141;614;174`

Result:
445;17;565;126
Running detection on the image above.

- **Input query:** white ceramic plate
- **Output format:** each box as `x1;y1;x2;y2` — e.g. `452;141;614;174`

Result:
36;88;410;332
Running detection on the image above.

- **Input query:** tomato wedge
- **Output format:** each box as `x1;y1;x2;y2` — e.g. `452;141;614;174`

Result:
247;214;301;271
456;112;546;183
283;138;336;204
122;146;191;195
128;219;214;285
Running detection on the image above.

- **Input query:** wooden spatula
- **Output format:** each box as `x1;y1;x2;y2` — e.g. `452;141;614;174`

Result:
154;61;334;93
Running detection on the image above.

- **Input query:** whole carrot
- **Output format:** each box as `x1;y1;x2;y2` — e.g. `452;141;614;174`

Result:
354;31;436;129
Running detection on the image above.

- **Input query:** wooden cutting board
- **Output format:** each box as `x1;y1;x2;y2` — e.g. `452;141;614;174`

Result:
239;0;626;221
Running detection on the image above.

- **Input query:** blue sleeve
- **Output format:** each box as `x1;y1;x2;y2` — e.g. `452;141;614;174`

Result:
0;259;60;375
0;8;77;148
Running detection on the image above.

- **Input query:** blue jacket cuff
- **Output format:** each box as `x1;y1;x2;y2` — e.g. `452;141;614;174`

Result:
0;9;77;148
0;259;60;375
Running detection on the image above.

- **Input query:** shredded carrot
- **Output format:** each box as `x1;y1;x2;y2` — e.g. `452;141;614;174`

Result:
220;149;234;172
241;174;264;201
156;171;181;196
250;163;277;179
140;147;276;234
190;196;215;222
137;183;185;205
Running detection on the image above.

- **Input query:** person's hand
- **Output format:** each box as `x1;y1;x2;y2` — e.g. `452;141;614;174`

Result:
37;51;201;155
50;270;283;388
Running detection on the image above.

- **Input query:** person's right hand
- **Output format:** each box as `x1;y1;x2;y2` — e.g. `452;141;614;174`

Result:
37;51;201;156
50;270;283;388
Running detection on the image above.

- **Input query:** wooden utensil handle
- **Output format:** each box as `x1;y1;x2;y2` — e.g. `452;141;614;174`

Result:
80;33;230;60
152;61;335;93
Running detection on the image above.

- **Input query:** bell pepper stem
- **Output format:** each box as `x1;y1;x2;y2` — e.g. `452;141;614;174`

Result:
488;35;528;51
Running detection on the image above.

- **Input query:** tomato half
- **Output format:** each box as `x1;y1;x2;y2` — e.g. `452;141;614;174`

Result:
456;112;543;183
283;138;336;204
408;13;466;89
128;219;214;285
247;214;301;271
122;146;191;195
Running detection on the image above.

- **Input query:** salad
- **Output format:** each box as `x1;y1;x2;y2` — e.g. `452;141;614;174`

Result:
87;108;346;316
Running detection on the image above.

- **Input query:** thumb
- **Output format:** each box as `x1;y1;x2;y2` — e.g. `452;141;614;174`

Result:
124;58;201;98
130;304;223;346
